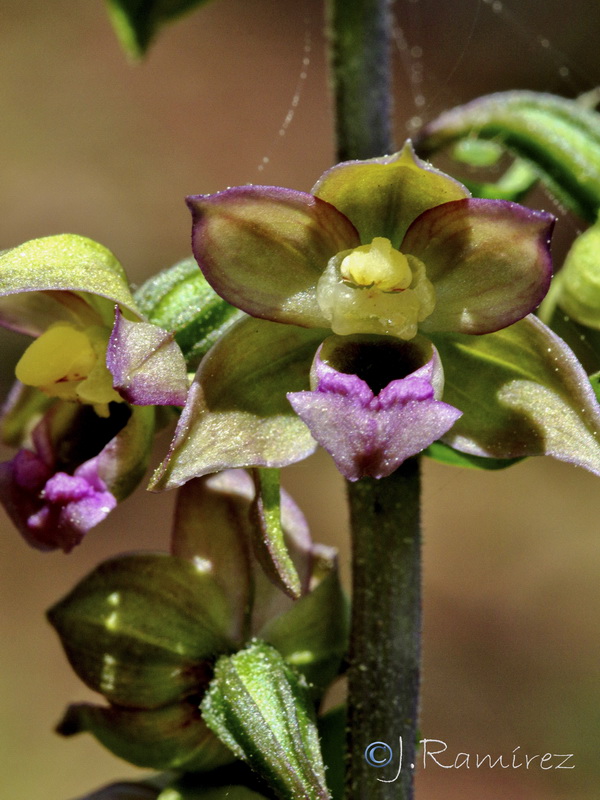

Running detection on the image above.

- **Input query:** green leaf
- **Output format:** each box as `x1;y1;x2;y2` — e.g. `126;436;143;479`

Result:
106;0;213;58
202;642;331;800
58;700;234;771
260;563;349;695
48;553;233;708
416;91;600;222
150;317;324;490
0;234;140;323
424;440;523;470
134;257;245;369
250;468;301;600
432;315;600;474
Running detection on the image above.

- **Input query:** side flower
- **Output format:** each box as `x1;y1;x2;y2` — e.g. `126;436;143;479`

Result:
0;234;188;551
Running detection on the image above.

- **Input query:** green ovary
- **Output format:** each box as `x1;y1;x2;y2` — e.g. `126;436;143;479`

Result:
15;322;123;417
316;237;436;339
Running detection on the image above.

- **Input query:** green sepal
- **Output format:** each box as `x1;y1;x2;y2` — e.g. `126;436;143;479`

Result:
251;468;301;600
57;701;234;772
47;553;233;708
134;257;245;369
260;564;349;695
432;315;600;474
0;234;140;324
150;317;324;490
105;0;213;58
201;642;331;800
423;440;523;470
416;91;600;221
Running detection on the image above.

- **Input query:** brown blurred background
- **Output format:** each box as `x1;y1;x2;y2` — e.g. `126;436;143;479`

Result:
1;1;599;798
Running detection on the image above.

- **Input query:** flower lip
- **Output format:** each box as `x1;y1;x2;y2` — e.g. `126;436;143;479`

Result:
289;335;462;480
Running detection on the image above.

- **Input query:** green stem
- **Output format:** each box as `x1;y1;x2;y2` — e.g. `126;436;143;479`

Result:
345;458;421;800
325;0;395;160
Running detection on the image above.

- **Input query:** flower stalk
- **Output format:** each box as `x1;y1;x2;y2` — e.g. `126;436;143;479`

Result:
325;0;395;160
345;459;421;800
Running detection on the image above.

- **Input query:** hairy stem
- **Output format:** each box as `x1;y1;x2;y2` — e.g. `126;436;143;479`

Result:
345;459;421;800
325;0;395;161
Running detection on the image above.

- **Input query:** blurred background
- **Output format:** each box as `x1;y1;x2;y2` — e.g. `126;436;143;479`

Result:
1;0;599;798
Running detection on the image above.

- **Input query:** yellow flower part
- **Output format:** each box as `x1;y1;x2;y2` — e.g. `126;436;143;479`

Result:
317;237;436;340
15;323;123;417
340;237;412;291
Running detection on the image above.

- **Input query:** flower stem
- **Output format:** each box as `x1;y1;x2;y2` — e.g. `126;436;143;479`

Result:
325;0;395;160
345;458;421;800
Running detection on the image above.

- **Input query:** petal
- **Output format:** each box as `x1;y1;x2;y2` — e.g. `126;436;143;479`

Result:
171;469;315;642
288;336;462;480
433;315;600;473
0;290;100;337
406;198;554;334
107;308;189;406
150;317;324;489
187;186;359;327
0;234;141;324
312;141;469;248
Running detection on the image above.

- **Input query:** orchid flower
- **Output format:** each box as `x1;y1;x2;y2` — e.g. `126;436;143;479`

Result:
0;234;188;551
153;142;600;488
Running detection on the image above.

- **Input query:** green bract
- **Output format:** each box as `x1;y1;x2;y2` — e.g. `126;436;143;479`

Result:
202;642;331;800
415;91;600;222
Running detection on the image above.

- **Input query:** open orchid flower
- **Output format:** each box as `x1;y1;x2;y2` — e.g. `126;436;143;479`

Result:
153;142;600;487
0;234;189;550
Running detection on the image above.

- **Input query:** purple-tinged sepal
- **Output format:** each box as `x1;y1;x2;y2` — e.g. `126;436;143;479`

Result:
107;308;189;406
288;335;462;481
150;317;325;490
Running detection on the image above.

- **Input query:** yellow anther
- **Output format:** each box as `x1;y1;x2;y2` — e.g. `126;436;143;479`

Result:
340;237;412;292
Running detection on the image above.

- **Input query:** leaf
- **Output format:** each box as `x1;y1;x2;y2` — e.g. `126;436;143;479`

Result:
433;315;600;474
150;317;324;490
416;91;600;222
250;468;301;600
48;553;233;708
134;257;245;369
202;642;331;800
106;0;214;58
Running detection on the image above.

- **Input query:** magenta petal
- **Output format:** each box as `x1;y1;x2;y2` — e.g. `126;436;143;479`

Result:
107;308;188;406
0;450;116;552
288;338;462;480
